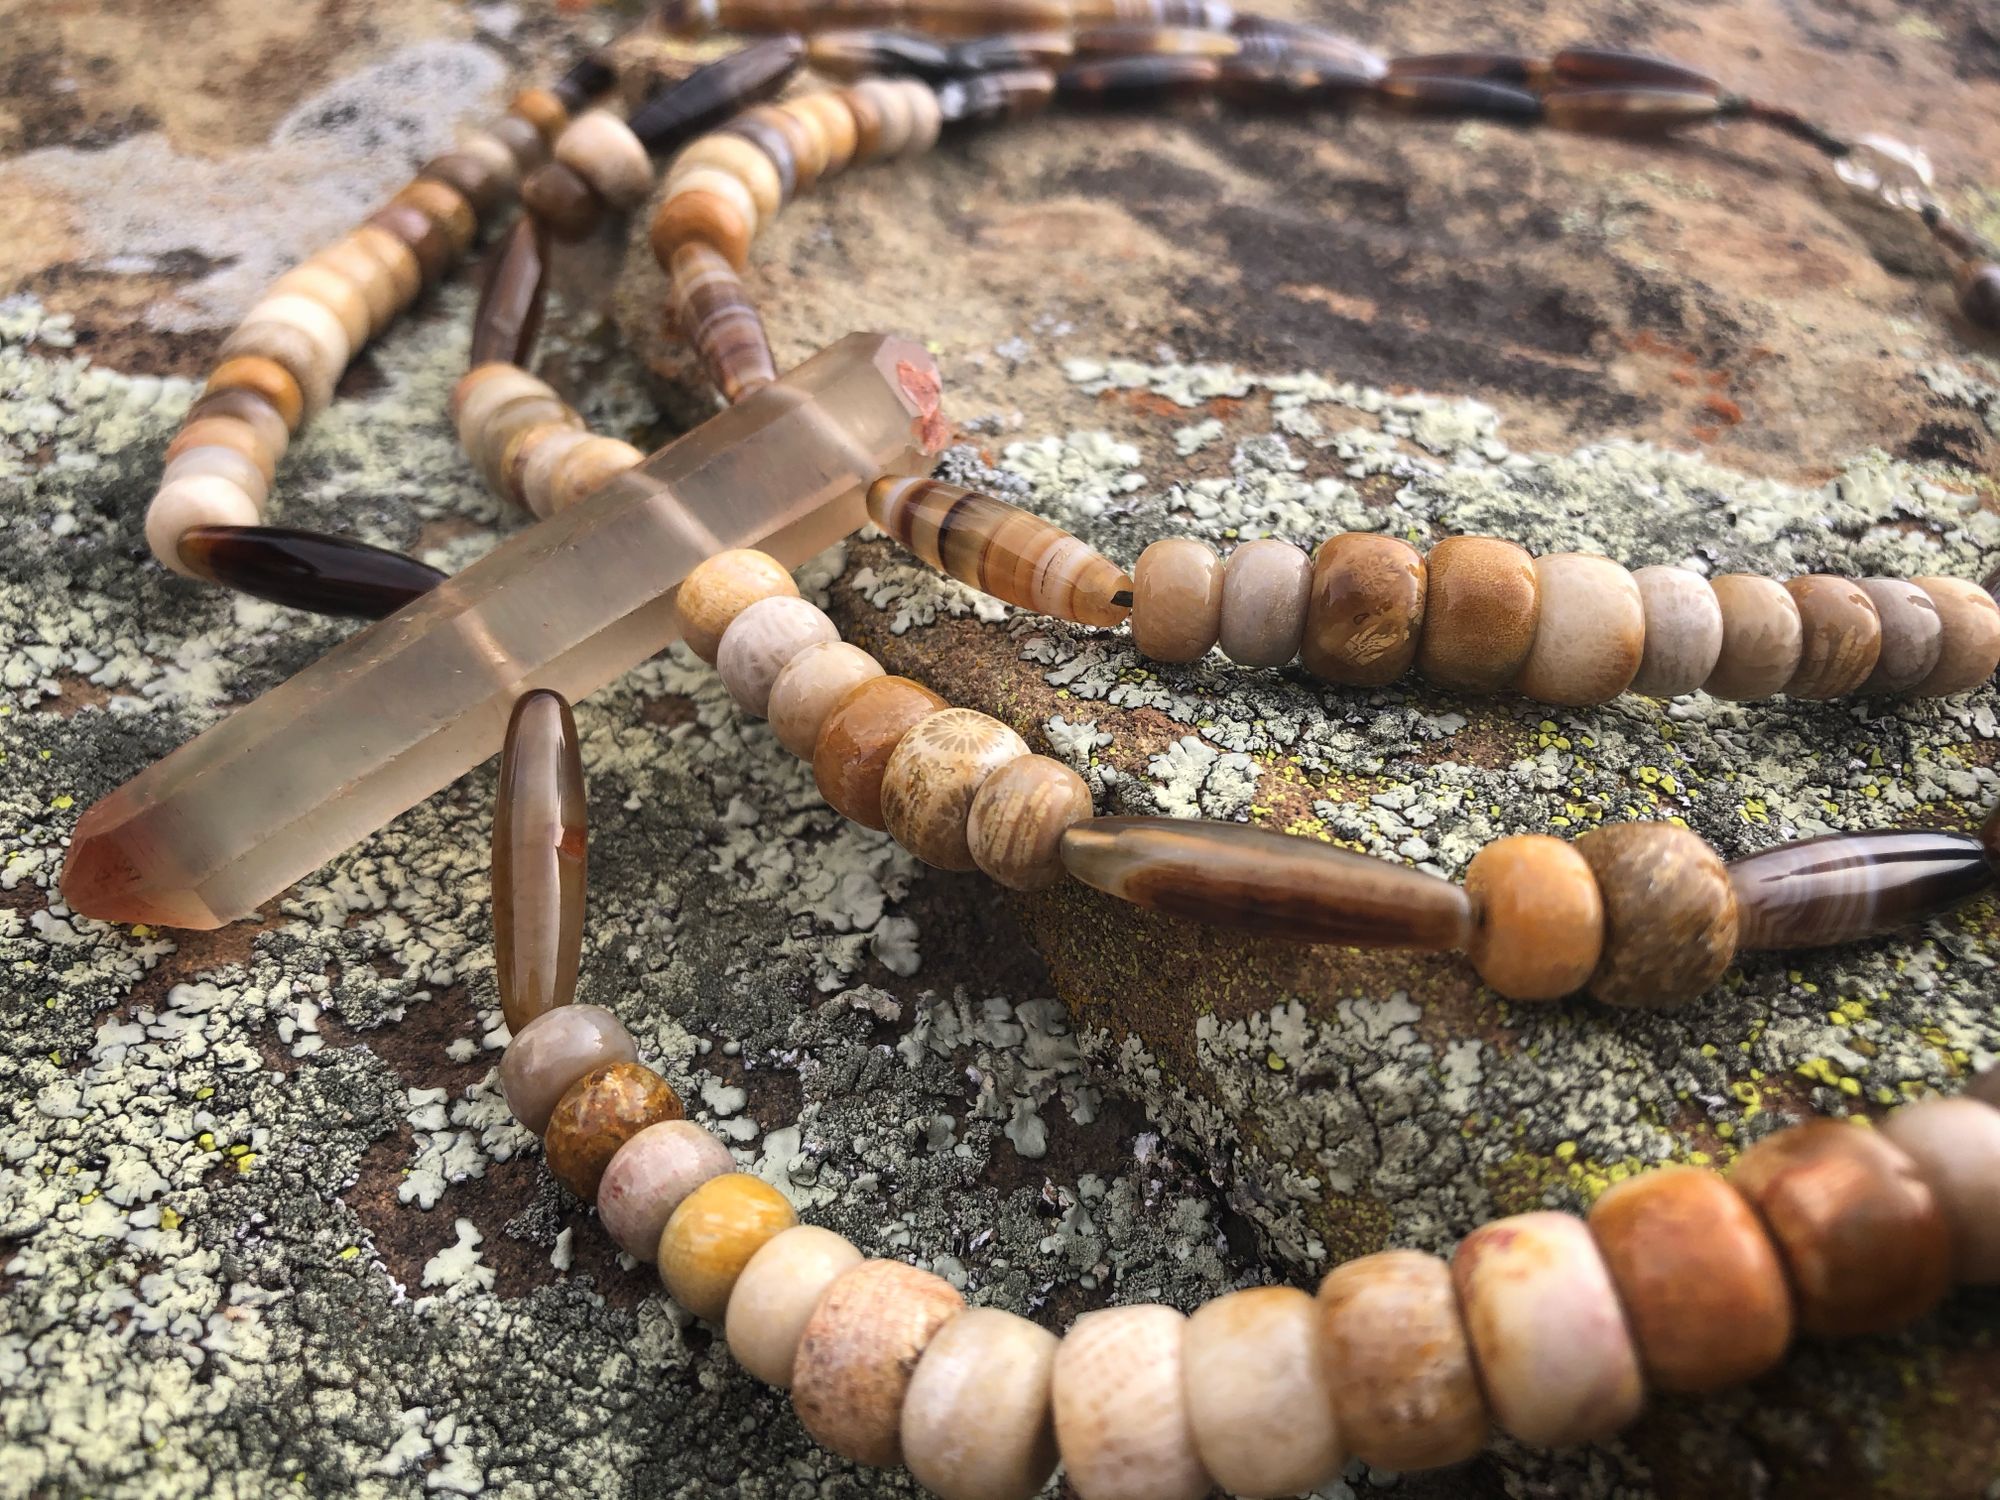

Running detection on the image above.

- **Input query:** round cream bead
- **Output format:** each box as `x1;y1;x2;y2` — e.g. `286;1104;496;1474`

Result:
313;234;400;335
554;109;655;209
879;708;1030;870
1629;565;1723;697
676;549;799;663
269;262;373;351
161;445;271;512
792;1259;966;1466
240;292;352;407
517;425;594;520
456;128;523;195
898;79;943;156
498;1004;635;1134
1912;576;2000;696
1881;1095;2000;1283
1513;552;1646;706
218;310;340;419
657;1171;798;1320
767;641;884;759
596;1119;736;1262
725;1224;864;1386
1052;1305;1210;1500
855;79;914;161
1858;577;1944;694
670;137;781;223
716;595;840;718
146;475;261;575
901;1306;1060;1500
1182;1286;1344;1499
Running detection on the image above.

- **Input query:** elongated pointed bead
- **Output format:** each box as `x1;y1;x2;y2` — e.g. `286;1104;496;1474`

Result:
950;30;1077;70
470;218;550;370
1074;23;1240;57
494;690;588;1034
866;477;1131;626
809;29;957;79
1374;74;1545;119
1057;54;1224;102
938;68;1057;125
1729;830;1994;952
1551;47;1719;95
628;35;808;154
1386;51;1548;85
176;525;447;620
1060;816;1475;949
1090;0;1234;27
1544;86;1727;134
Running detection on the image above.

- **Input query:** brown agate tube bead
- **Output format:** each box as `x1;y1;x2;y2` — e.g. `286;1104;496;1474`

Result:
1588;1165;1793;1392
866;477;1133;627
1550;46;1718;93
1417;535;1539;692
175;525;446;620
1057;54;1224;103
814;676;950;829
1955;262;2000;332
666;242;777;403
1573;822;1738;1007
1386;51;1547;84
469;218;549;372
626;34;806;155
1542;87;1724;134
1728;1120;1952;1336
494;690;588;1035
521;161;605;242
1728;830;1993;951
542;1061;684;1200
950;30;1076;70
1060;816;1475;949
1373;74;1544;120
1783;575;1882;699
1074;23;1241;57
1301;533;1426;687
1131;537;1223;662
809;29;957;80
937;68;1058;125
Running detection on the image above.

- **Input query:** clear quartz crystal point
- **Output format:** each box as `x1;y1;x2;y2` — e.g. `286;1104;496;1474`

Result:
63;333;947;929
1834;133;1934;212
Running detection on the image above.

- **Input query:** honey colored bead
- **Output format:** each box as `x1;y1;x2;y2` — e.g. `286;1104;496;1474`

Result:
180;387;290;465
597;1119;735;1261
393;178;477;256
1704;573;1801;700
1512;553;1644;705
1574;821;1738;1007
1463;834;1602;1000
842;82;887;161
717;595;839;717
1218;538;1312;668
650;186;753;271
161;444;271;511
967;753;1093;891
1301;531;1426;686
1880;1097;2000;1284
1858;577;1943;694
726;1225;864;1386
768;642;885;759
1629;564;1723;696
1418;535;1540;692
790;93;859;176
664;240;777;402
814;676;949;829
855;78;916;159
1182;1287;1343;1499
1131;537;1224;663
223;295;351;417
1783;575;1882;699
671;136;783;222
747;102;825;190
167;415;277;484
1052;1306;1209;1500
313;235;401;335
350;222;425;309
146;476;261;576
493;690;586;1034
545;435;642;512
452;363;552;445
658;1171;798;1319
880;708;1030;870
1453;1211;1644;1448
1729;1119;1952;1335
206;355;304;432
1588;1165;1794;1392
1911;576;2000;696
512;86;570;144
1314;1250;1487;1470
543;1061;683;1200
901;1308;1060;1500
499;1004;636;1134
793;1259;966;1466
675;548;799;663
269;263;373;351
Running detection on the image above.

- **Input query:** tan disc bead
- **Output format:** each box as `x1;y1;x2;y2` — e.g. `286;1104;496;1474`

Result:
1728;1119;1953;1336
814;675;949;829
1417;535;1540;691
792;1259;967;1466
675;548;799;663
657;1171;798;1320
717;595;839;718
1051;1305;1209;1500
1512;553;1645;705
543;1061;684;1201
880;708;1030;870
842;83;886;162
554;110;654;209
166;414;279;485
1880;1097;2000;1283
1182;1287;1344;1499
967;753;1094;891
350;223;425;312
769;642;885;760
546;435;642;512
313;235;401;335
901;1308;1060;1500
1218;538;1312;668
897;78;944;156
1912;576;2000;696
1704;573;1802;700
489;112;551;175
1131;537;1224;663
854;78;915;161
269;263;373;352
498;1004;637;1134
1783;575;1882;699
1857;577;1944;694
180;387;291;466
161;445;270;511
206;355;305;433
452;363;547;439
1315;1250;1487;1470
649;184;753;272
231;292;354;416
1463;834;1603;1000
596;1119;736;1262
145;476;261;576
1629;565;1723;697
671;136;782;222
1587;1165;1794;1392
1574;821;1738;1008
788;93;859;177
392;177;477;257
1300;532;1427;686
517;426;592;519
751;102;825;190
726;1225;864;1387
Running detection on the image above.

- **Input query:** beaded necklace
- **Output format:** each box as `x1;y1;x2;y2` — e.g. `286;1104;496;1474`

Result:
54;9;2000;1498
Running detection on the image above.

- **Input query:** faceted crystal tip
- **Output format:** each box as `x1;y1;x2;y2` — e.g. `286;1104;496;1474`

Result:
62;800;229;930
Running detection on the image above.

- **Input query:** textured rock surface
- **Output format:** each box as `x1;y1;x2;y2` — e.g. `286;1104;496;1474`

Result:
4;3;2000;1499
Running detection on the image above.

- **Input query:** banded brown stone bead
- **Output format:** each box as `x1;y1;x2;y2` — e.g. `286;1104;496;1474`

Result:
494;690;587;1035
880;708;1029;870
1573;821;1738;1007
392;177;477;256
146;478;263;576
470;218;549;371
1550;46;1718;93
1385;50;1547;84
1783;575;1881;699
1301;532;1426;687
1728;830;1994;951
937;68;1058;125
665;241;777;403
1057;54;1225;104
206;356;305;433
1542;87;1726;134
542;1061;684;1200
366;197;456;284
1374;74;1544;120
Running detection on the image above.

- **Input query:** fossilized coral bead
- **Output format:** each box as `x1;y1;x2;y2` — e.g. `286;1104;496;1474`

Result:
726;1225;864;1386
1629;565;1722;697
499;1004;635;1134
1182;1287;1344;1498
813;675;949;828
1218;538;1312;667
675;548;800;663
1881;1096;2000;1283
900;1307;1061;1500
880;709;1030;869
1857;577;1943;694
1574;821;1738;1006
1513;553;1645;705
1728;830;1994;951
792;1259;966;1466
1131;537;1223;662
1705;573;1801;700
1912;576;2000;695
1051;1305;1209;1500
1783;575;1881;698
658;1171;798;1319
1463;834;1603;1000
597;1119;736;1261
966;753;1094;890
1417;535;1540;692
543;1061;684;1200
494;690;587;1034
1301;532;1426;686
768;641;885;759
716;595;839;717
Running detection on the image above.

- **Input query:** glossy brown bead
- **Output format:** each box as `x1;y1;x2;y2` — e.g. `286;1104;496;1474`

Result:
1985;804;2000;864
175;525;446;620
1417;535;1540;692
1374;75;1544;120
1551;46;1718;93
1588;1166;1793;1392
1301;532;1426;687
420;148;513;220
1783;575;1882;699
626;34;806;154
1959;262;2000;332
813;676;949;829
1728;1120;1952;1336
469;219;549;371
495;690;588;1035
1543;87;1725;134
809;29;957;80
542;1062;684;1201
1573;822;1738;1007
1056;55;1224;104
365;199;454;284
1729;830;1993;951
1385;50;1546;84
522;161;605;242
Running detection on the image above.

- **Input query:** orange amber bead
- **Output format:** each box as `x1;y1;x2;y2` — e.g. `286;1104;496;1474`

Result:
812;676;949;829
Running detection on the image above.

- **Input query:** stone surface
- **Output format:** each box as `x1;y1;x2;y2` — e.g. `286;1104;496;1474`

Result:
5;2;2000;1498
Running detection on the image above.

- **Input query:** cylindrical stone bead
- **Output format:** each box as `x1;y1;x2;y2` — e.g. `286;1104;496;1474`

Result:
312;235;402;337
221;295;351;418
880;709;1030;870
666;242;777;402
792;1260;967;1467
1728;1120;1953;1336
1051;1306;1210;1500
658;1171;799;1319
1857;577;1944;694
493;690;587;1035
205;355;305;432
1881;1097;2000;1284
349;223;425;311
1452;1211;1644;1448
788;93;860;177
1550;45;1718;91
543;1061;684;1200
392;178;477;256
1373;74;1544;118
1060;817;1475;949
498;1004;636;1133
160;444;270;511
1217;538;1312;667
852;79;914;160
1629;565;1722;697
1182;1287;1344;1499
670;134;784;222
653;171;757;266
865;477;1133;627
268;262;373;352
173;525;447;619
1729;830;1995;951
1463;833;1603;1000
597;1119;736;1261
1783;575;1882;699
1587;1165;1794;1392
768;642;885;759
544;435;642;514
808;29;956;80
967;753;1094;891
1058;54;1226;103
1416;535;1540;692
726;1225;865;1387
675;548;799;663
1301;532;1426;686
1512;553;1645;705
521;161;605;241
1705;574;1802;700
1131;537;1223;662
146;476;262;576
1574;822;1738;1007
554;110;654;210
900;1307;1061;1500
716;595;840;718
470;218;549;371
1912;576;2000;695
814;676;949;828
179;387;290;466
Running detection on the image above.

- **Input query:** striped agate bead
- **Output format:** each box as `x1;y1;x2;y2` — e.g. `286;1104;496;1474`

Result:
494;690;588;1035
1073;22;1242;57
1082;0;1235;24
937;68;1057;125
866;477;1132;627
665;242;779;403
1729;830;1994;951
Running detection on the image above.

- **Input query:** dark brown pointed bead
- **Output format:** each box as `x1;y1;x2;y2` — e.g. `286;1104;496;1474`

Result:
949;30;1076;70
1387;51;1548;85
1957;262;2000;333
1544;86;1726;134
809;29;958;79
470;219;550;372
1730;831;1994;952
1551;47;1718;95
522;161;605;242
627;35;807;154
495;690;589;1036
552;52;617;114
1984;805;2000;863
1373;74;1545;120
1056;54;1223;104
175;525;447;619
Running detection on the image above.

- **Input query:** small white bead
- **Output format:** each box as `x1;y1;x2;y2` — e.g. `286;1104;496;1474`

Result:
725;1225;863;1386
1052;1305;1210;1500
716;596;838;718
146;475;261;576
554;110;655;210
244;292;352;382
162;445;271;511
